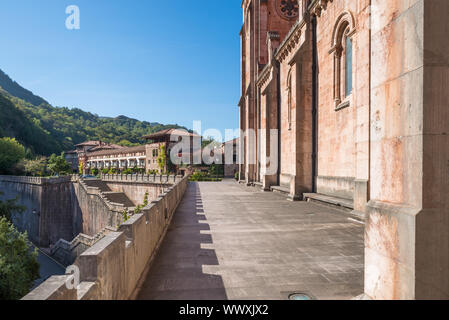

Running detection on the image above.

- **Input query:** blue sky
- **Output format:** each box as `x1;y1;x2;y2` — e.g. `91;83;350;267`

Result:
0;1;241;139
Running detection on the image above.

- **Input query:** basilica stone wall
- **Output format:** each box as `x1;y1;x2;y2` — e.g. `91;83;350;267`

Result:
241;0;449;299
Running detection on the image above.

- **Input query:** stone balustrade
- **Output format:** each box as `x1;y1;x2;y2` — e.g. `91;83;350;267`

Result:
23;175;189;300
100;173;183;184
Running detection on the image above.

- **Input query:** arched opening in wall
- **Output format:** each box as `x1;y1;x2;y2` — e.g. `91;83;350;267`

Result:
330;11;356;111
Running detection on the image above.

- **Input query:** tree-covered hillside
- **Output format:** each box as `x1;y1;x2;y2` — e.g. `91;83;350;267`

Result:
0;69;48;106
0;69;186;156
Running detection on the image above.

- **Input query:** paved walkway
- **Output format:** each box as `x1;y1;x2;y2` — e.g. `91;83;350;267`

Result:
137;180;364;300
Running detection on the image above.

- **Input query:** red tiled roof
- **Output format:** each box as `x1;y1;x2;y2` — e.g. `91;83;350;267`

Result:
75;140;103;147
88;144;124;152
143;128;199;140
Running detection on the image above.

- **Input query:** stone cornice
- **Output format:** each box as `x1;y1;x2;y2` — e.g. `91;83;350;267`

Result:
309;0;333;18
275;18;306;63
256;62;273;89
275;0;336;63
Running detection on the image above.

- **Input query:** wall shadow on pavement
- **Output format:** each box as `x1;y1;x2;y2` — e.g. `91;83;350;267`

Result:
137;182;228;300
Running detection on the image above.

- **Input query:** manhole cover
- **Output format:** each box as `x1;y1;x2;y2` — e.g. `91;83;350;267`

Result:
288;293;313;300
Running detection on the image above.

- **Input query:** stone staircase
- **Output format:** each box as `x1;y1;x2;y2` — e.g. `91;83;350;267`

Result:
102;192;135;208
49;227;116;266
82;179;135;207
79;178;135;210
82;179;112;192
47;178;138;266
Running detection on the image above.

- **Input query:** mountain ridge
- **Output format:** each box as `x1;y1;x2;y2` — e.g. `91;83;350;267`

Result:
0;68;187;156
0;69;48;106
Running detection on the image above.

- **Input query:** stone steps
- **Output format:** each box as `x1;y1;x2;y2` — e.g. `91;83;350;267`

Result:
83;179;112;192
102;192;135;208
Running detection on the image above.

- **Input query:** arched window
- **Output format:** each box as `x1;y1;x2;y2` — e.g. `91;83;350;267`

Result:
330;11;355;110
345;33;353;97
287;69;293;130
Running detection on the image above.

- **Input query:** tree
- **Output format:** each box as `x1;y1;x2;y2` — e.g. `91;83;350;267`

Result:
157;144;166;173
1;87;188;157
21;157;48;177
0;138;25;174
47;152;71;176
0;217;40;300
0;192;25;221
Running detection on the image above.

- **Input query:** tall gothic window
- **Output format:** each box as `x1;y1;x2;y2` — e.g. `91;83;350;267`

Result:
345;35;353;97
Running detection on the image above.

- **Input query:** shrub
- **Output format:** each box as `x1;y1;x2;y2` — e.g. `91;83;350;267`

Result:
108;168;117;174
134;205;143;215
143;192;149;207
122;210;129;222
209;164;224;177
189;171;222;182
0;217;40;300
47;152;72;176
156;144;166;172
17;157;48;177
0;138;25;175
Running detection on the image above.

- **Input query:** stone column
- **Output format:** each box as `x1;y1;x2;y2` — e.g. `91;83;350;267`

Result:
292;29;314;200
365;0;449;299
353;2;372;215
259;69;278;191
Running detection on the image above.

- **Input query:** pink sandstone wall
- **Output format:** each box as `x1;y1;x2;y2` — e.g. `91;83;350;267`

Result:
315;0;356;181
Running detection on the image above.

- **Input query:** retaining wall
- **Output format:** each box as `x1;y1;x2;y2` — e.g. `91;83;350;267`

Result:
0;176;76;246
23;175;189;300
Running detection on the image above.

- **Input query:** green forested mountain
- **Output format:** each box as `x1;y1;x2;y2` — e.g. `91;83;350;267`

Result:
0;69;48;106
0;69;186;156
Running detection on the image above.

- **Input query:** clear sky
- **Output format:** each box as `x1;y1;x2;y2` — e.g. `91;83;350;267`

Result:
0;0;242;140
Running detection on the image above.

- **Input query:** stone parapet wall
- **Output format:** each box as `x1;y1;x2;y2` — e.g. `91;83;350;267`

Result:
23;175;189;300
0;175;72;185
49;226;116;267
101;173;183;185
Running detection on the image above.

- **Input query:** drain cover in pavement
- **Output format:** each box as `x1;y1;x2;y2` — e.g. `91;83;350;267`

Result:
288;293;313;300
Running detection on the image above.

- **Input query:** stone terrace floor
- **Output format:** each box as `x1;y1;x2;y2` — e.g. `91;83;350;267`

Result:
137;179;364;300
